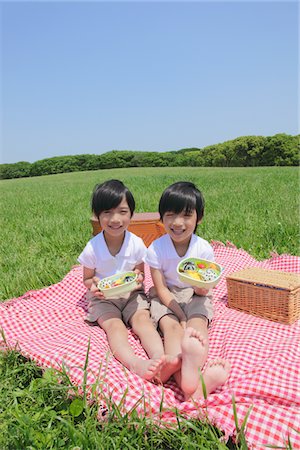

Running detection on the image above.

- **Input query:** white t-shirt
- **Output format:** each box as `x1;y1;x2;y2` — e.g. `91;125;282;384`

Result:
78;231;147;279
145;233;214;289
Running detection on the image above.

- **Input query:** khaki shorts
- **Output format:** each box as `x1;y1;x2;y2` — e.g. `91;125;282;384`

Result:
86;289;149;327
149;286;214;326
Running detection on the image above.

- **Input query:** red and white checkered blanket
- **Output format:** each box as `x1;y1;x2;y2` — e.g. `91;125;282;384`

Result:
1;243;299;449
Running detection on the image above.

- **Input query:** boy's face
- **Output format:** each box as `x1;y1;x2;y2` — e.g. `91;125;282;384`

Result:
162;209;198;245
99;196;131;238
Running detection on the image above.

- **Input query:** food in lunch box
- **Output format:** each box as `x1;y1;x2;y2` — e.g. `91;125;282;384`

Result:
177;258;222;289
97;271;138;298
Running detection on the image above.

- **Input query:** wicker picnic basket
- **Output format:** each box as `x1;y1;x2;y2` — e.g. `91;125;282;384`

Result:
226;267;300;324
91;212;166;247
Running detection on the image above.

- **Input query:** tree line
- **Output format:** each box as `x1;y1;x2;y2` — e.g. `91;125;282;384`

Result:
1;133;298;180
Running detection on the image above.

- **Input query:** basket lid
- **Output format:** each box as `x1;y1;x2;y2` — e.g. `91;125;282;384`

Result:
226;267;300;291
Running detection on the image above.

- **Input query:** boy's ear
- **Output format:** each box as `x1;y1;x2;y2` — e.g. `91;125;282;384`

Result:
197;218;202;225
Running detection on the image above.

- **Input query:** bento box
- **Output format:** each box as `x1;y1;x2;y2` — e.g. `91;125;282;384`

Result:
177;258;222;289
97;271;138;298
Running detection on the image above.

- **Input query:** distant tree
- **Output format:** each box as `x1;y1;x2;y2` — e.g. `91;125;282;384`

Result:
243;136;265;166
178;151;200;166
1;133;298;180
261;134;299;166
225;136;265;166
0;161;31;179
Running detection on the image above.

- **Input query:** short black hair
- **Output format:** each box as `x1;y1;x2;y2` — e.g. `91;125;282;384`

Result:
159;181;205;228
91;179;135;218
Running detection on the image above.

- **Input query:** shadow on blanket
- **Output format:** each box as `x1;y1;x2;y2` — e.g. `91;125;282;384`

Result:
0;242;299;449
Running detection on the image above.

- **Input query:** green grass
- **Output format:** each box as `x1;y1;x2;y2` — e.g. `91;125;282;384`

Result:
1;166;299;300
0;346;242;449
0;166;299;449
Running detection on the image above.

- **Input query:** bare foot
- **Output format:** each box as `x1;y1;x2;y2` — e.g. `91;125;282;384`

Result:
181;327;208;397
131;357;164;381
192;358;230;399
157;354;182;384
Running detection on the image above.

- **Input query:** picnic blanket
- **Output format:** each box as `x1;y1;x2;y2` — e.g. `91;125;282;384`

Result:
0;242;299;449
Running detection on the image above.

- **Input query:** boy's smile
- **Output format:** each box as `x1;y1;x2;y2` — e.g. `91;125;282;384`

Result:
163;210;198;246
99;197;131;238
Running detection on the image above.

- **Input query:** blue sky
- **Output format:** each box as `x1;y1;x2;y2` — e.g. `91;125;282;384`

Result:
0;1;298;164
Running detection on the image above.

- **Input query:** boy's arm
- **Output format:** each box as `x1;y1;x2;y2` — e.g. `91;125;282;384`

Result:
150;267;187;326
83;267;104;299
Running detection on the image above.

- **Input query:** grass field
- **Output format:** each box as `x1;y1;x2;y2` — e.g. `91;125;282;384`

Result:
0;166;299;449
1;166;299;300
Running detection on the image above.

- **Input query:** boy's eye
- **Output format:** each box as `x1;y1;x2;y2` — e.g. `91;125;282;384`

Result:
184;212;193;217
165;212;174;217
120;209;129;214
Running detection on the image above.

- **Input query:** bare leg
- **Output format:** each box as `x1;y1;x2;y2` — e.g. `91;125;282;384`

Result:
130;310;165;359
99;317;164;380
159;315;184;384
192;358;231;399
131;310;181;383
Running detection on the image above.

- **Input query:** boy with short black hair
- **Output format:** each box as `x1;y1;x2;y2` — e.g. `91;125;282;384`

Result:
78;179;179;380
146;181;230;398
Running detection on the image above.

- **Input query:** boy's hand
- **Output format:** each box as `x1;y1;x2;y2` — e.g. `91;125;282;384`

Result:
178;312;187;330
180;319;187;330
90;276;105;299
134;268;144;290
194;287;209;296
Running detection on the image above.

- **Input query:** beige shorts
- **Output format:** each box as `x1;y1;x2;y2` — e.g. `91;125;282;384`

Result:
149;286;214;326
86;289;149;327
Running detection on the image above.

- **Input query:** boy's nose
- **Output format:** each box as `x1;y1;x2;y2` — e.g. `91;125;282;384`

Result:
110;213;121;223
172;216;183;226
